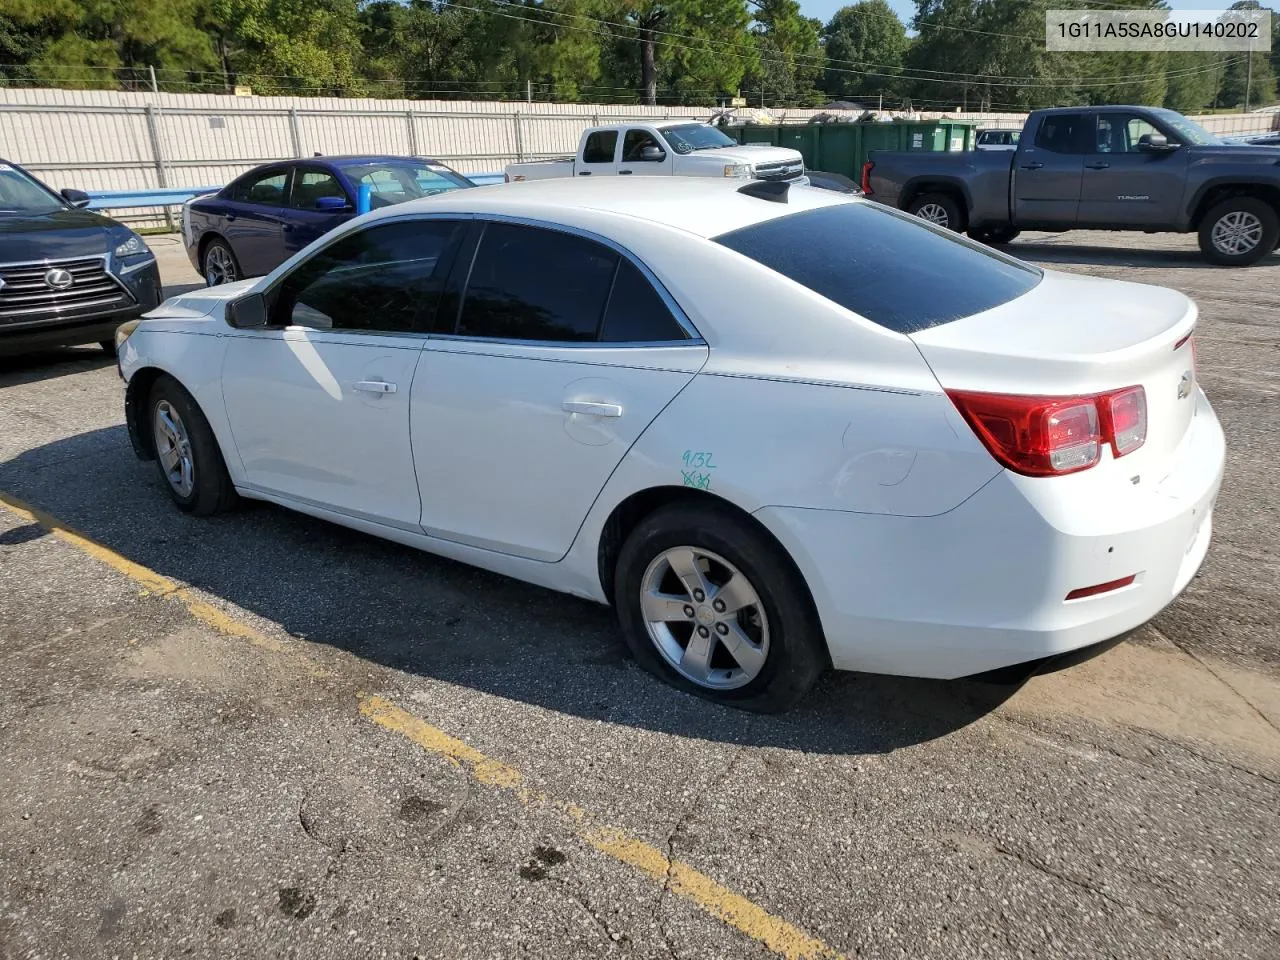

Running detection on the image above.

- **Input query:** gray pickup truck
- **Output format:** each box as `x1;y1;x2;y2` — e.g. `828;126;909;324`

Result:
863;105;1280;266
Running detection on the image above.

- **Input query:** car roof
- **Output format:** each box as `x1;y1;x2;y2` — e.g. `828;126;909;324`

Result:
314;154;450;164
370;176;854;240
1035;104;1156;116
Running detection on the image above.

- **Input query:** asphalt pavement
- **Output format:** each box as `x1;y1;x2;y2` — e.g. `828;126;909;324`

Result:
0;230;1277;960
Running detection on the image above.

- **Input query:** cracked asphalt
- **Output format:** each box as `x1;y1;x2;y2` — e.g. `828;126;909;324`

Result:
1;230;1278;960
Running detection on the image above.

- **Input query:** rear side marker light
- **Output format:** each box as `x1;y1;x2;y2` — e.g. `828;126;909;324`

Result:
947;386;1146;477
860;161;874;195
1065;575;1136;601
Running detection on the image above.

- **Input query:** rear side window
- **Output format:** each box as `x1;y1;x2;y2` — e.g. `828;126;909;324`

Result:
1034;113;1089;154
232;169;288;205
582;131;617;164
459;222;618;341
713;202;1041;334
600;259;687;342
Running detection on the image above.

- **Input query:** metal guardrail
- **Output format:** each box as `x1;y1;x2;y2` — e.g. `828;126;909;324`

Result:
85;172;506;212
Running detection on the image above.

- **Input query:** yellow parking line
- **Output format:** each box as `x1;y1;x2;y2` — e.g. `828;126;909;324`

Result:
2;489;844;959
0;489;293;659
360;695;846;960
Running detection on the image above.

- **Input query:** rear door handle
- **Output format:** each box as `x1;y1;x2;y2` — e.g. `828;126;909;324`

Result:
1020;162;1044;170
353;380;397;395
1085;162;1110;170
619;169;633;175
578;171;592;176
563;400;622;417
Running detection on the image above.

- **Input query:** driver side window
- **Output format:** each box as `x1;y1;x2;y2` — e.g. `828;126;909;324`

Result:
271;219;465;333
623;129;664;162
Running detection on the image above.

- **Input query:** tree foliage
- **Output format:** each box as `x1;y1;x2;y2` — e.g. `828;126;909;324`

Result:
0;0;1274;112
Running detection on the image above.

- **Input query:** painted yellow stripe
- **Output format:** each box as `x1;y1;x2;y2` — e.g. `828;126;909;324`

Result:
360;695;845;960
1;490;840;957
0;489;295;660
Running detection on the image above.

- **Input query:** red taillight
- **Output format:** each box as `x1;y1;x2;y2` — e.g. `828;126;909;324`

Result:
1102;386;1146;457
1065;575;1136;601
947;386;1146;477
860;161;874;195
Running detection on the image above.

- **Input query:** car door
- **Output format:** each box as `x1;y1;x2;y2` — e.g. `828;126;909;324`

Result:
618;128;674;177
223;165;292;276
220;217;467;530
1077;112;1190;229
1012;112;1087;227
283;164;354;258
411;219;707;561
577;130;620;178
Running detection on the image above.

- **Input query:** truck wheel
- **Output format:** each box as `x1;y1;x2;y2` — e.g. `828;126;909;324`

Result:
1198;197;1279;266
907;193;966;232
967;225;1021;245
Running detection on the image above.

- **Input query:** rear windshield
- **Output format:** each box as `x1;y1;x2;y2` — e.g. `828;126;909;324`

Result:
712;201;1041;333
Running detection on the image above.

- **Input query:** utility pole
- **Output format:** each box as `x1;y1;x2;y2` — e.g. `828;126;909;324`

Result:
878;93;883;113
1245;38;1253;113
526;79;532;103
148;64;158;94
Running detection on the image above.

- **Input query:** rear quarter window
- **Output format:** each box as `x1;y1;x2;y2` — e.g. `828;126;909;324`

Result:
713;201;1041;334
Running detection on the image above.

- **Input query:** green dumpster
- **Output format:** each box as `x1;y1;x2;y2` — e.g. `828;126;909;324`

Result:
729;120;978;180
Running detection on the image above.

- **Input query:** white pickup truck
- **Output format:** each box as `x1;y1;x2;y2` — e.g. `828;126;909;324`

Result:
505;120;807;184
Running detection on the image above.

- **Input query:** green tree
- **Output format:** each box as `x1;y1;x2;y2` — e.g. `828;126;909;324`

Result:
821;0;908;102
742;0;823;106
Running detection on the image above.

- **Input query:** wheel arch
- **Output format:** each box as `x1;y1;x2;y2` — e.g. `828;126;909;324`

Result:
196;231;231;273
595;486;823;646
900;177;973;215
124;366;170;461
1187;179;1280;231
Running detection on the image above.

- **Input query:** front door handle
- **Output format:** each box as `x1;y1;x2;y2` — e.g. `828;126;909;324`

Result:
353;380;397;395
578;171;592;176
1085;161;1110;170
619;169;633;175
563;400;622;418
1020;161;1045;170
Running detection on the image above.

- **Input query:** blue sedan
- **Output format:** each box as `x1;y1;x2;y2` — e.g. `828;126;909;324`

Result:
182;155;476;285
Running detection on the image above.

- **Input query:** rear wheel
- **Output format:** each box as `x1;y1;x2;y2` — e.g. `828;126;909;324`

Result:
967;225;1021;245
202;238;240;286
148;374;238;516
1198;197;1279;266
907;192;966;232
613;502;826;713
99;340;116;355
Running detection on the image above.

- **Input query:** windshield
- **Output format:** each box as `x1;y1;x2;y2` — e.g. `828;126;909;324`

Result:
1151;109;1221;146
714;201;1042;334
661;124;737;155
0;163;65;215
337;160;473;208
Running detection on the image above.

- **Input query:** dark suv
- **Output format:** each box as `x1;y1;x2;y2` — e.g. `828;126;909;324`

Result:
0;159;161;356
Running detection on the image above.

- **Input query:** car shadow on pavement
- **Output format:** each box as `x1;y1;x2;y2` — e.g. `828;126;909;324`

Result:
0;346;117;385
1;425;1025;756
1003;239;1230;269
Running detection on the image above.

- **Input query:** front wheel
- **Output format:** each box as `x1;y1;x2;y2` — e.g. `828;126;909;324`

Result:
202;238;240;286
967;225;1021;245
148;374;238;516
613;502;827;713
1198;197;1279;266
907;192;966;232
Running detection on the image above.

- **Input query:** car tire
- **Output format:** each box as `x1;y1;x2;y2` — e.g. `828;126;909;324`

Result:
613;501;827;713
99;340;117;355
967;225;1021;245
907;192;966;232
148;374;238;516
1198;197;1279;266
201;238;241;286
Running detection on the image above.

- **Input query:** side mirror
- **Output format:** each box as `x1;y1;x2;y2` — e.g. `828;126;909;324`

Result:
61;188;91;209
639;145;666;162
226;292;268;329
314;195;351;212
1138;133;1176;153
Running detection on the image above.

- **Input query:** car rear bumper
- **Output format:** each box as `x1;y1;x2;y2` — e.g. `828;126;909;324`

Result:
755;388;1225;680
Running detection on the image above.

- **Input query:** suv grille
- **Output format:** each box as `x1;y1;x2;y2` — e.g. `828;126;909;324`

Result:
754;160;805;182
0;257;132;324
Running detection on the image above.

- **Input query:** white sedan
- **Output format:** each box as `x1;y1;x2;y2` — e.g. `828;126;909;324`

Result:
116;177;1224;711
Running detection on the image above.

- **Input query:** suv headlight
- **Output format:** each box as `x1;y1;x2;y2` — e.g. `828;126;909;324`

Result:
114;234;150;259
723;163;753;179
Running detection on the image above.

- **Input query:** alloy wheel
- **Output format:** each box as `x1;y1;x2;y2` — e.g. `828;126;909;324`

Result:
915;203;950;228
639;546;770;690
1211;211;1263;256
153;400;195;498
204;244;237;286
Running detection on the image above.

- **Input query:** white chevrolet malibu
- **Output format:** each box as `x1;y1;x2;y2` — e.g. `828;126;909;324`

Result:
116;177;1224;711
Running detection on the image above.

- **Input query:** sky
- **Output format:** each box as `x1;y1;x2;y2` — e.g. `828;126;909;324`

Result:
796;0;1251;30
